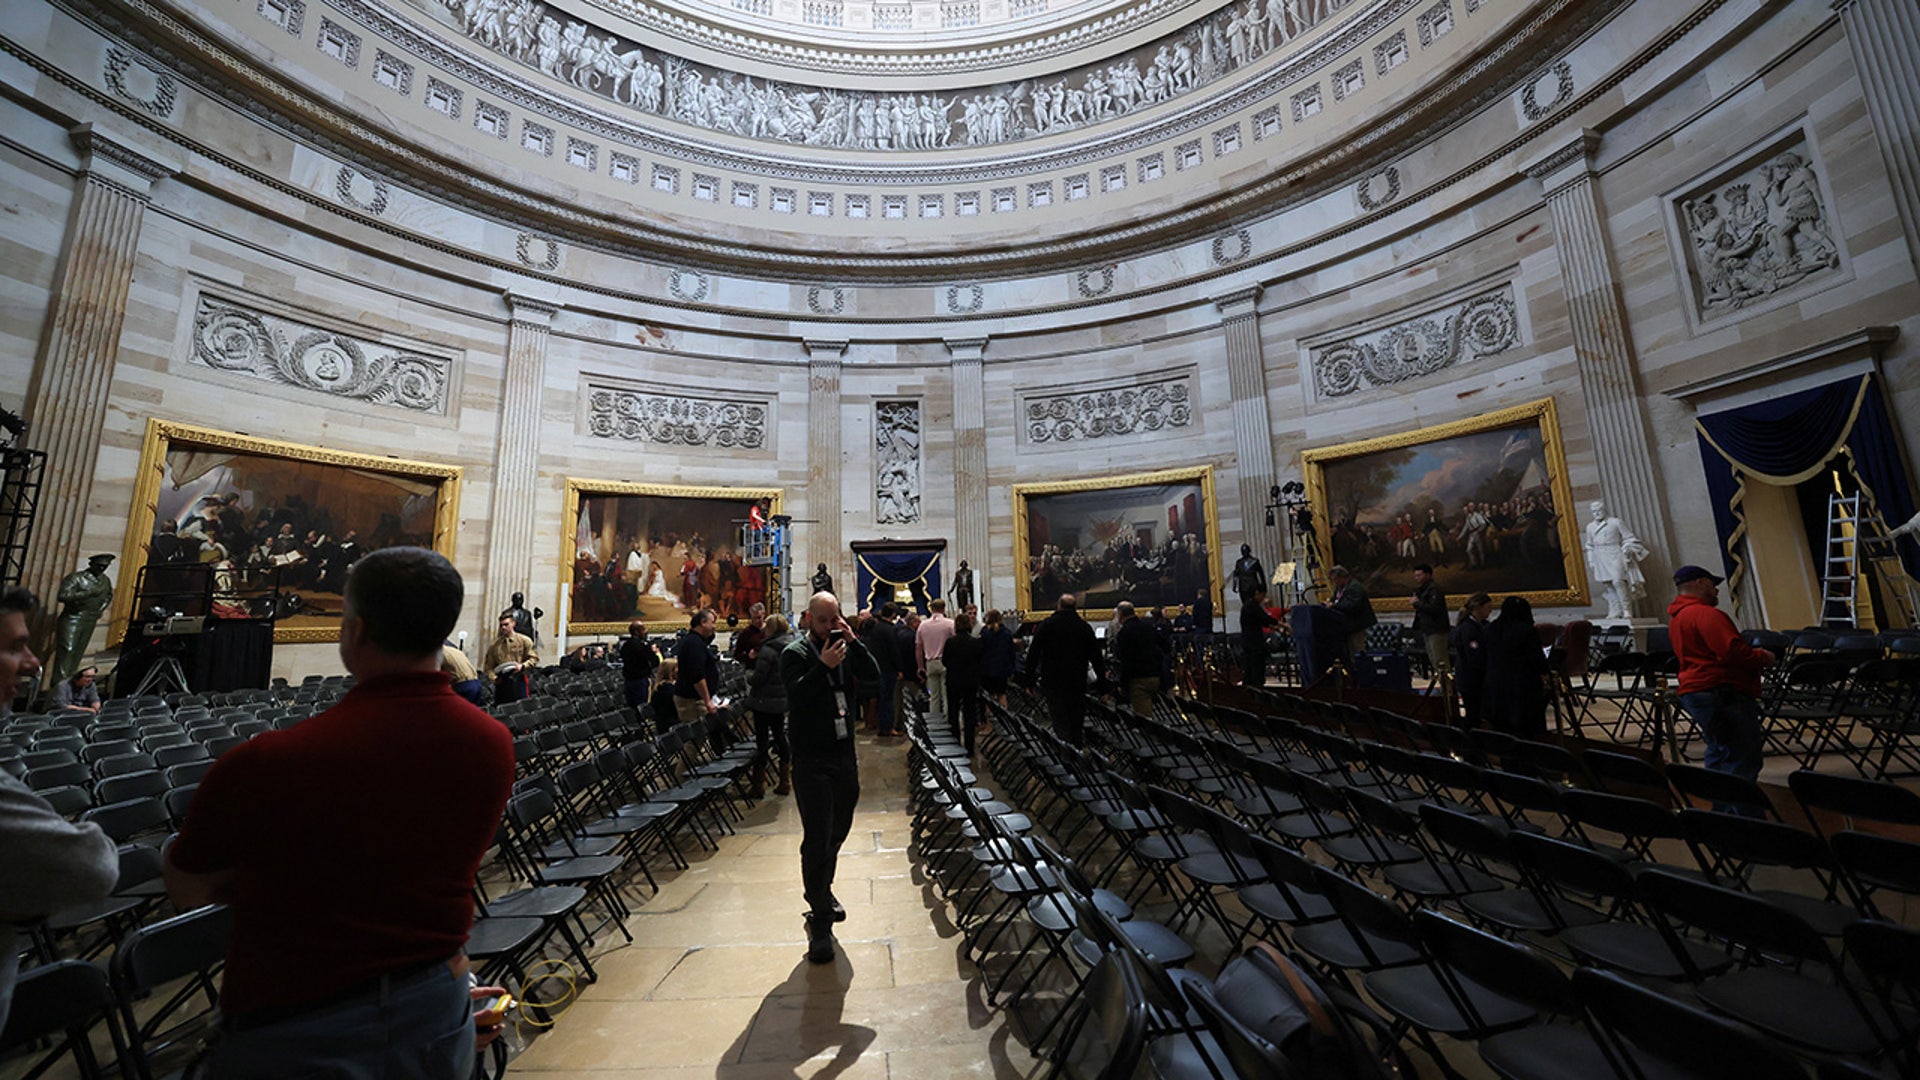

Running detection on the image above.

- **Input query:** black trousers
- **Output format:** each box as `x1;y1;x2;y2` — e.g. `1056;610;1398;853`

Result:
1044;688;1087;746
950;684;983;751
791;742;860;917
493;672;528;703
753;710;790;770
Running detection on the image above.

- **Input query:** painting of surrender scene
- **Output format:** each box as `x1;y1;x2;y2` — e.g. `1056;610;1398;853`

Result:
1304;399;1586;608
566;482;780;631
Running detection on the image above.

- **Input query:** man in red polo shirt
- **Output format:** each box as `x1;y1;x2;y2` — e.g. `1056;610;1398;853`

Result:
166;547;516;1078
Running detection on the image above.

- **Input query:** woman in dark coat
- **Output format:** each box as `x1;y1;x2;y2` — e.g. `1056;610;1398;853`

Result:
1448;593;1493;729
979;609;1017;708
1481;596;1550;739
943;613;986;753
743;615;794;797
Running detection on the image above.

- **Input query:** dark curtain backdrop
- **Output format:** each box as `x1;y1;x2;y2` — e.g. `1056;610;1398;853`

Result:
1695;372;1918;596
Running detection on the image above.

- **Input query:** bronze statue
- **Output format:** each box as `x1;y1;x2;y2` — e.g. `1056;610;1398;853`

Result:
50;554;115;689
950;559;975;610
501;591;542;646
811;563;833;595
1230;544;1266;601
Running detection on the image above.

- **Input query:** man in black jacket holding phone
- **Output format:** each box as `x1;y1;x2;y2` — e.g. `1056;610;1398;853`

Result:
780;591;881;963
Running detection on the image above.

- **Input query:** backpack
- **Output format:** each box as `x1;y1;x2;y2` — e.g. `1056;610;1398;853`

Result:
1211;942;1414;1079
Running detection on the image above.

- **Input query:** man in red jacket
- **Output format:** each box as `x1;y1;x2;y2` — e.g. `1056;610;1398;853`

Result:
1667;564;1776;784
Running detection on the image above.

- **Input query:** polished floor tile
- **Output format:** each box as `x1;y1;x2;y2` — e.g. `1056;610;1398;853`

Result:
508;730;1038;1078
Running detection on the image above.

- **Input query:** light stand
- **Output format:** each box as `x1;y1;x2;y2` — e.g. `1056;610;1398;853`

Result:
1264;481;1322;605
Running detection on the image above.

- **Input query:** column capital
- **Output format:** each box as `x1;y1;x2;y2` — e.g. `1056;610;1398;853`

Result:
804;338;848;361
944;336;987;361
1211;284;1263;317
69;123;177;195
1524;128;1604;193
503;292;560;325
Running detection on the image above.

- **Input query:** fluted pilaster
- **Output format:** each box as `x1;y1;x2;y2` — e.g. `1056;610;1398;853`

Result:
947;337;989;608
1214;286;1280;599
485;293;556;637
1834;0;1920;275
805;339;846;598
21;125;174;644
1529;131;1673;613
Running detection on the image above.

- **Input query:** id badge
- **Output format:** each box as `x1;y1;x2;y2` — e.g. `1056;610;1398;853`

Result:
834;706;850;740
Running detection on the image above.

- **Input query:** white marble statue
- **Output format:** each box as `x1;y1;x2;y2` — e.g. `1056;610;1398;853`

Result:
1584;499;1651;622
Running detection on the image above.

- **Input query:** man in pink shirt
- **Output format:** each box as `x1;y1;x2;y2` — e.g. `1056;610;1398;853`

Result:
915;598;956;718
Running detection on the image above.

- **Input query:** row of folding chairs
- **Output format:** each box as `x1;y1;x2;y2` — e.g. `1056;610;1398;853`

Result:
1;903;233;1080
980;690;1920;1077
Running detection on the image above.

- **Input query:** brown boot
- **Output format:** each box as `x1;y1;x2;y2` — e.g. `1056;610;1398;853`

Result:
747;762;766;800
773;760;791;795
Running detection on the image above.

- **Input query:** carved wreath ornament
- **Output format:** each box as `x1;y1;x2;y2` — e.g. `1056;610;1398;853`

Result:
1312;288;1518;399
192;300;449;412
1027;379;1191;443
586;387;767;448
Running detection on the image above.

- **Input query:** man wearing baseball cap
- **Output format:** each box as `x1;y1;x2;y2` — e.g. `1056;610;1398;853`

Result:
1667;563;1776;787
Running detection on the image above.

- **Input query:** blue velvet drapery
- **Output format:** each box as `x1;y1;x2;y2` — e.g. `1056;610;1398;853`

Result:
1694;372;1917;596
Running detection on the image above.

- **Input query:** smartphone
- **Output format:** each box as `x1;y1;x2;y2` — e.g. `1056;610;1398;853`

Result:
828;628;847;645
477;992;516;1018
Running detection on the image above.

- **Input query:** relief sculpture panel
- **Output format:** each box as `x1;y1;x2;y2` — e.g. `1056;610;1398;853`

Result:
1669;132;1846;327
875;400;923;525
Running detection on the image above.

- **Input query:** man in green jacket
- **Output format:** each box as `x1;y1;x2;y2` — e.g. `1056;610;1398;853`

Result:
780;591;881;963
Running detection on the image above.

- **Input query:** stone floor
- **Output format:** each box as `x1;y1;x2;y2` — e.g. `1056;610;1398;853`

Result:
500;728;1044;1080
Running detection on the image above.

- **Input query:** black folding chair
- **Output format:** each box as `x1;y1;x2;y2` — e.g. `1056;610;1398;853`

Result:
0;960;130;1080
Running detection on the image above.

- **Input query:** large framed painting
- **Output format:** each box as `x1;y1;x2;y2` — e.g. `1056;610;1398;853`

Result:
1012;465;1222;622
1300;397;1588;611
114;420;462;643
562;480;782;635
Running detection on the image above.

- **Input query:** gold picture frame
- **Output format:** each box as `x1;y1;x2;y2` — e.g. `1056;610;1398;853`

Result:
114;419;463;644
1300;397;1589;612
1011;465;1223;623
561;479;784;635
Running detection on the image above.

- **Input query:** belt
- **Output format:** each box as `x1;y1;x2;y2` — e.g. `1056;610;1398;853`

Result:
224;956;462;1032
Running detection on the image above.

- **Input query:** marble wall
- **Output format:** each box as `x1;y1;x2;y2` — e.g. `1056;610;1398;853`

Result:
1;0;1916;683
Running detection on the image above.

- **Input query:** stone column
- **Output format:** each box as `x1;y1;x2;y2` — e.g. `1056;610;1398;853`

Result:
947;337;989;608
485;293;557;638
1529;130;1673;613
20;125;175;646
1213;286;1281;598
1834;0;1920;275
805;339;846;597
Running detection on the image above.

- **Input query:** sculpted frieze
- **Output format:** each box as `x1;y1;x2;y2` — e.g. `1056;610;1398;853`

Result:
1309;281;1519;399
190;295;453;413
585;383;769;448
429;0;1358;151
1024;371;1193;443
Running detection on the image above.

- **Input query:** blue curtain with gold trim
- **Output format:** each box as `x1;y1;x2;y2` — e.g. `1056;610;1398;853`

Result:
1695;372;1917;595
853;549;943;615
